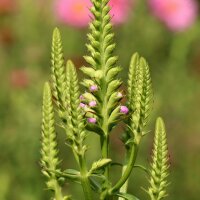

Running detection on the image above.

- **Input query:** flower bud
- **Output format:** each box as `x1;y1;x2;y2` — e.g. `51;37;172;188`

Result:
120;106;129;114
80;103;86;108
89;100;97;107
87;118;97;124
90;85;98;92
79;95;84;100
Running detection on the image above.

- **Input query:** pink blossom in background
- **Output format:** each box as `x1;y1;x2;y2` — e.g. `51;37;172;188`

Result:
0;0;16;15
54;0;133;28
109;0;132;24
149;0;198;32
54;0;91;27
9;69;29;89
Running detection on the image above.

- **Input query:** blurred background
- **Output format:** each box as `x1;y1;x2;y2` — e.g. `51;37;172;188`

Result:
0;0;200;199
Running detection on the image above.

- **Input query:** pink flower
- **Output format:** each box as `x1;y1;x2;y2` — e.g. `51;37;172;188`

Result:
54;0;133;28
149;0;198;32
9;69;29;89
80;95;85;100
80;102;86;108
89;85;98;92
54;0;91;27
89;100;97;107
87;117;97;124
120;106;129;114
109;0;132;24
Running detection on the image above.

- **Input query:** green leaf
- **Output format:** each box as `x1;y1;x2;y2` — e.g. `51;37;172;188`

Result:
90;158;112;174
114;193;140;200
63;169;80;176
89;177;101;193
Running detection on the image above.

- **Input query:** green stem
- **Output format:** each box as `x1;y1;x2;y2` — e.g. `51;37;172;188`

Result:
54;181;64;200
101;135;110;178
78;154;93;200
109;144;139;194
100;135;111;200
118;149;131;200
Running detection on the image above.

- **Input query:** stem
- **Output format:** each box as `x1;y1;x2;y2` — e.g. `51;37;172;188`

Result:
78;154;93;200
54;181;64;200
118;149;131;200
109;144;139;194
101;135;110;178
100;135;111;200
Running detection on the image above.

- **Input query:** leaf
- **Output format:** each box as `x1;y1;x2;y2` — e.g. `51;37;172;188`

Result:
90;158;112;174
89;177;101;193
114;193;140;200
63;169;80;176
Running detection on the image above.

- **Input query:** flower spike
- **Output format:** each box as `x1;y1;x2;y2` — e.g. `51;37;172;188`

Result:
147;117;169;200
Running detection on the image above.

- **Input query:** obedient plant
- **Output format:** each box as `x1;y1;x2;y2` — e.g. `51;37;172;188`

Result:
41;0;170;199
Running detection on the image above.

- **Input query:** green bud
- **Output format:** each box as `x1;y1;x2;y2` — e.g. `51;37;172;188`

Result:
81;79;96;88
106;67;121;81
80;67;96;77
94;70;103;79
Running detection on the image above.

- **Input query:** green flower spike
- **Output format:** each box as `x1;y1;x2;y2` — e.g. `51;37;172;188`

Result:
81;0;122;134
81;1;122;191
65;60;93;200
112;53;153;196
51;28;66;118
65;60;87;155
128;53;153;142
147;117;169;200
41;82;65;200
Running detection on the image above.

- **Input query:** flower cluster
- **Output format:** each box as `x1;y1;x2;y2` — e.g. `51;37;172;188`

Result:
79;86;129;124
54;0;133;27
149;0;198;31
